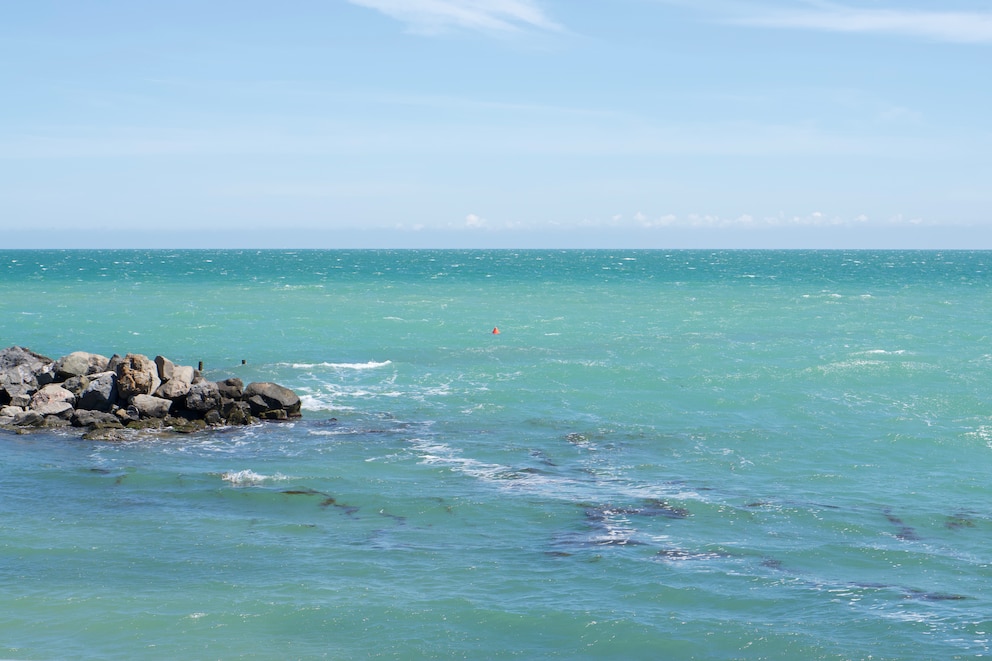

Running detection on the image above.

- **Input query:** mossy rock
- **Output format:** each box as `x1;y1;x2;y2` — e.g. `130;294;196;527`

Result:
82;428;131;442
127;418;164;430
169;418;207;434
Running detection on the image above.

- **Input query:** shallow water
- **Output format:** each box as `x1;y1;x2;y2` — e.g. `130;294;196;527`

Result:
2;249;992;659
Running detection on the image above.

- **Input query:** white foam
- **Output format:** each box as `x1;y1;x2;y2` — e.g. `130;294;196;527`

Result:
298;393;356;411
219;469;290;486
289;360;392;370
857;349;907;356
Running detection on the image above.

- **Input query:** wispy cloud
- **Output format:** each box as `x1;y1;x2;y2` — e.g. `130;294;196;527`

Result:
731;2;992;43
346;0;561;35
602;211;939;229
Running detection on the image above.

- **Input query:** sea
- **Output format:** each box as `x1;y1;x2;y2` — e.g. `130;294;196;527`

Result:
2;249;992;660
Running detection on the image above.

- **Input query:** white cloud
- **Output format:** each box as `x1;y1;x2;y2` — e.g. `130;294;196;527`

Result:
732;3;992;43
347;0;561;35
577;211;942;230
464;213;487;227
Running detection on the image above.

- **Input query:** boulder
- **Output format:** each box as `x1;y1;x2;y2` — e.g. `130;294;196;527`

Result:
61;375;91;396
0;346;55;397
165;415;207;433
215;377;244;400
0;345;53;374
13;410;46;427
244;382;301;417
173;364;195;384
221;399;252;425
29;384;76;418
155;355;175;382
127;417;164;430
72;409;123;429
154;364;194;399
2;346;304;434
117;354;161;400
106;354;124;374
130;394;173;418
5;388;32;409
55;351;109;379
155;379;191;400
77;371;119;412
82;428;130;442
185;381;221;413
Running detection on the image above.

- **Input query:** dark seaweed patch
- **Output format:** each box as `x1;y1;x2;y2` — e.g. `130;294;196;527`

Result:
902;589;967;601
377;510;406;523
945;514;977;530
282;488;323;496
282;488;360;515
640;498;690;519
883;509;920;541
656;548;731;561
594;537;647;547
581;499;690;522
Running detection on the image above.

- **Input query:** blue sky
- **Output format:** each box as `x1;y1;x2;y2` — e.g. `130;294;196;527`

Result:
2;0;991;248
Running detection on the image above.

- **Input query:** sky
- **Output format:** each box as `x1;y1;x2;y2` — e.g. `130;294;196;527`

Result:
2;0;991;249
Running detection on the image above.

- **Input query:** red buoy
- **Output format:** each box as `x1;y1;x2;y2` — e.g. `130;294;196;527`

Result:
492;327;500;334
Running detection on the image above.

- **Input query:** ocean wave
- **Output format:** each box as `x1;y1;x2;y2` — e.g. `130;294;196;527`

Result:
287;360;392;370
856;349;907;356
403;437;696;508
308;428;368;436
219;469;291;486
299;393;355;412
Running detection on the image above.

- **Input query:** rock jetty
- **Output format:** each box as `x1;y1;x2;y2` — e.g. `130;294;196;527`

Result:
0;346;301;438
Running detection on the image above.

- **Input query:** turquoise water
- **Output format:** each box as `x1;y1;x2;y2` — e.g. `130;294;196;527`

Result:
2;249;992;659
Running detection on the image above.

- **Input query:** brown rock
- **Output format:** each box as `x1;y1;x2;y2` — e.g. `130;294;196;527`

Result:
117;354;161;400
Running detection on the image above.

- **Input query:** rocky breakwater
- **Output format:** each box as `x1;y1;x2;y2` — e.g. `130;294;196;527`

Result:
0;346;301;439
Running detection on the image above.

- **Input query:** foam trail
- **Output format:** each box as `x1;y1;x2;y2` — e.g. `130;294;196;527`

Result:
288;360;392;370
219;469;290;486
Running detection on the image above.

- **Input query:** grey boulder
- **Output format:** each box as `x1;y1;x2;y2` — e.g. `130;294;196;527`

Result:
130;394;173;418
29;384;76;418
244;382;301;417
185;381;221;412
77;371;119;412
55;351;110;380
